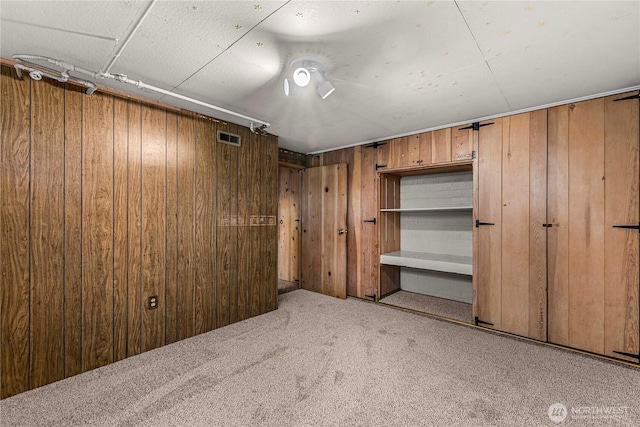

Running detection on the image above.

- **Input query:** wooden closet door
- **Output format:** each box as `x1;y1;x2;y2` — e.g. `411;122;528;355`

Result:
475;112;548;340
475;119;503;330
300;164;348;299
548;93;639;362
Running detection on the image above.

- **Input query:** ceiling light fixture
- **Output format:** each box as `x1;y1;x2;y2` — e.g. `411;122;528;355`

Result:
284;56;335;99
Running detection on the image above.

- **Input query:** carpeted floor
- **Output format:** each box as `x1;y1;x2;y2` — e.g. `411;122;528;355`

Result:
380;290;473;323
278;281;299;295
1;289;639;426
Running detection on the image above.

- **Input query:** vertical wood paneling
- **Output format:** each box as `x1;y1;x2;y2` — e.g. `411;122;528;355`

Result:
603;93;639;361
278;167;294;282
345;147;362;297
112;97;129;362
0;66;280;398
569;99;606;354
176;112;196;340
500;115;530;336
528;109;548;341
1;67;31;398
301;164;347;299
195;117;216;333
228;125;240;323
141;105;166;352
29;79;65;388
248;132;262;317
322;165;338;297
431;128;452;164
453;126;474;161
258;135;268;313
547;105;570;346
418;132;432;166
265;135;279;310
81;92;114;371
301;167;322;294
407;134;421;166
360;146;379;299
319;149;361;297
278;167;290;280
63;86;83;378
165;111;178;345
216;126;233;327
472;127;480;321
237;125;252;321
476;119;502;328
126;102;143;357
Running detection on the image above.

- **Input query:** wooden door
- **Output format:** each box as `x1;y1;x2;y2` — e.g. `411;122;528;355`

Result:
300;164;348;299
548;93;639;362
475;119;503;330
453;126;474;162
377;137;412;170
278;166;301;284
431;128;453;164
475;112;548;341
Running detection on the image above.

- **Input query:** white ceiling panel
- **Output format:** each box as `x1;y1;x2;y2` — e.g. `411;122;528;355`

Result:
112;1;285;89
487;8;640;110
1;1;638;153
458;1;638;58
0;0;145;71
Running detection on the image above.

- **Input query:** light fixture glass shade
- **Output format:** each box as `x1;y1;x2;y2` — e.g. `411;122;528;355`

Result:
317;80;335;99
284;78;296;96
292;67;311;87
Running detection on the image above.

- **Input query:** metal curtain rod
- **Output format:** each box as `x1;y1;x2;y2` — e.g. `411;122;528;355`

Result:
12;54;271;130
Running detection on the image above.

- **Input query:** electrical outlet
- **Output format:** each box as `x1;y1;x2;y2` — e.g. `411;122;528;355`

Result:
147;295;158;310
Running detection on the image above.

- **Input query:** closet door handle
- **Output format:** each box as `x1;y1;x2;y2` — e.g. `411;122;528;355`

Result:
613;223;640;232
475;220;495;227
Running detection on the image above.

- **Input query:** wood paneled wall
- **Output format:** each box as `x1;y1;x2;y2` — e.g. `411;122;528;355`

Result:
0;66;278;398
278;167;301;284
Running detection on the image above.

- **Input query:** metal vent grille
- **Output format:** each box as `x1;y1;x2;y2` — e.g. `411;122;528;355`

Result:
217;130;241;146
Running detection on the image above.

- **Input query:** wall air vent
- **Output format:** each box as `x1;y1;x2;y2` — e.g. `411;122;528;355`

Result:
217;130;241;146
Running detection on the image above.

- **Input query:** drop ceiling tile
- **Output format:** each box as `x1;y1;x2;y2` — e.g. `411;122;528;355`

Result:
112;1;286;89
360;63;509;136
0;0;144;71
488;11;640;110
458;1;638;59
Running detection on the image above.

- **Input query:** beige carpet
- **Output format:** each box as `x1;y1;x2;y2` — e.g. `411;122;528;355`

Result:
1;289;639;426
380;290;473;323
278;281;299;295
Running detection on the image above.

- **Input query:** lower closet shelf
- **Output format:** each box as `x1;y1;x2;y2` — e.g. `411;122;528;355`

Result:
380;251;472;276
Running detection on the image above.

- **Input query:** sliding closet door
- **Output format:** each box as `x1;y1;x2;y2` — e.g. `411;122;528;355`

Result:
475;112;548;341
548;93;639;362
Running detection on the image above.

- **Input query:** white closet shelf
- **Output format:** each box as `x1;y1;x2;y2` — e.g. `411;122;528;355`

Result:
380;250;472;276
380;206;473;212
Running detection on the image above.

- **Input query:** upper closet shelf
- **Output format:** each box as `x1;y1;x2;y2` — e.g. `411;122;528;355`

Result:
380;206;472;212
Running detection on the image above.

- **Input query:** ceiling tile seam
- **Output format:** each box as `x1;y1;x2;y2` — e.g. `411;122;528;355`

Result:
98;0;157;74
163;0;292;99
454;0;512;111
0;18;118;43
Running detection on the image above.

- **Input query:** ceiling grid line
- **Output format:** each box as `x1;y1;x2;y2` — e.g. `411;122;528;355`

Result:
170;1;292;93
453;0;512;111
